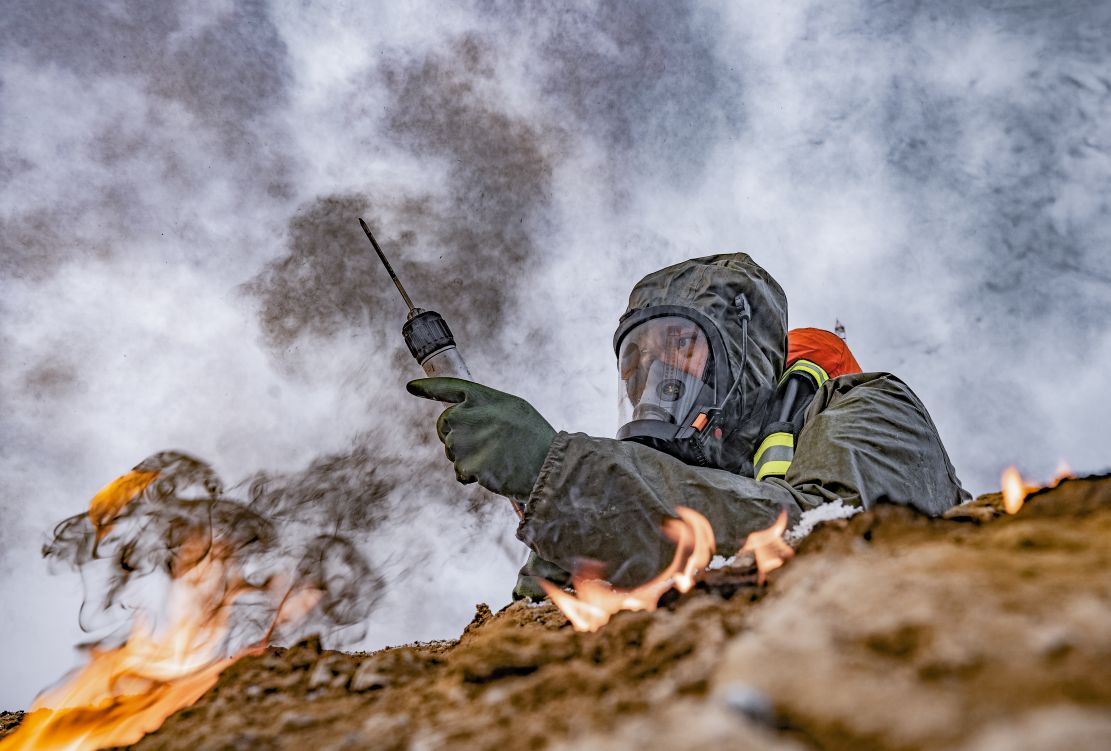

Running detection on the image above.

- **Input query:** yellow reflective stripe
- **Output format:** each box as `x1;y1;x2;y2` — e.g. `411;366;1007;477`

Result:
788;359;829;385
756;460;793;480
753;432;794;468
780;358;829;388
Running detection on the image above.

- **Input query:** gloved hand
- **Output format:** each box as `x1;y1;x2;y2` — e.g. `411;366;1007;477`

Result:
406;377;557;500
512;551;571;602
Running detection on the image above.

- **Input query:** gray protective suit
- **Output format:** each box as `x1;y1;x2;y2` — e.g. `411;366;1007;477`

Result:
516;254;970;591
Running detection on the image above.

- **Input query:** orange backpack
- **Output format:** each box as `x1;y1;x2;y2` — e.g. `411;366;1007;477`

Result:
786;327;861;381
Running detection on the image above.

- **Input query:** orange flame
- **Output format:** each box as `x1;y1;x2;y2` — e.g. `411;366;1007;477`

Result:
1;473;321;751
1000;461;1073;515
1000;466;1037;515
87;470;159;541
1051;459;1074;486
738;510;793;585
0;555;254;751
540;506;715;632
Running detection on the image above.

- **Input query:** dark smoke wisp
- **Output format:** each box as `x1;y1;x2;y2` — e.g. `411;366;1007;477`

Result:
43;450;384;654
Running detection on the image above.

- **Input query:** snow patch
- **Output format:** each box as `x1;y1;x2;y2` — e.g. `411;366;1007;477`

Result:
707;554;735;571
785;500;862;545
709;500;862;570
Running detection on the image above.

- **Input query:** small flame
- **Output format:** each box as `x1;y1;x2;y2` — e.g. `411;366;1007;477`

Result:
1000;461;1073;515
738;510;793;585
1000;466;1036;515
1051;459;1074;486
541;506;715;632
87;470;159;541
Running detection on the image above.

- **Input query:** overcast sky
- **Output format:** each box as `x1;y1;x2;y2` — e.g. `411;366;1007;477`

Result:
2;0;1109;708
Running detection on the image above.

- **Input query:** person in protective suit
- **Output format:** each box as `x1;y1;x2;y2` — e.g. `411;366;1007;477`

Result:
407;254;970;599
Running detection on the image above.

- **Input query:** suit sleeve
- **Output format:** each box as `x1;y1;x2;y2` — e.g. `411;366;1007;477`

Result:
785;372;970;515
517;373;969;589
518;432;816;588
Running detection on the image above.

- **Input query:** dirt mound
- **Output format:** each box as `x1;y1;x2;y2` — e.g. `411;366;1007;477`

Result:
5;477;1109;750
130;565;774;750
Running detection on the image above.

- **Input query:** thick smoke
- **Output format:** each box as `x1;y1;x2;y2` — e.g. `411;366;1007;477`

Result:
519;1;746;187
45;451;381;649
245;33;557;361
3;0;1110;709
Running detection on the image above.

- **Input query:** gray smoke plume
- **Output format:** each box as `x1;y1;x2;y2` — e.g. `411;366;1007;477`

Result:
44;451;382;649
3;0;1110;709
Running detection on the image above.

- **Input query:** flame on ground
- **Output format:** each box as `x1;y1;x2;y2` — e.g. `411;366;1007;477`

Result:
2;560;250;751
1052;459;1074;486
1001;466;1031;514
540;506;715;632
0;473;320;751
738;510;793;585
1000;461;1075;516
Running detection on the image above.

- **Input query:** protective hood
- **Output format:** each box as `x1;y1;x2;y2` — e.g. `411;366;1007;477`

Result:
615;253;787;475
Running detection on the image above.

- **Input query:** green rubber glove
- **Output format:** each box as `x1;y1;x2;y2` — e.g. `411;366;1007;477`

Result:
406;377;557;500
512;551;572;602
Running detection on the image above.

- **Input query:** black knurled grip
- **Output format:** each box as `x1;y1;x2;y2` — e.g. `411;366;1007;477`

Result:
402;310;456;362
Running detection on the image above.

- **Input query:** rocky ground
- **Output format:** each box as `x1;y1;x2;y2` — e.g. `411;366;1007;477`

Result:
4;476;1110;750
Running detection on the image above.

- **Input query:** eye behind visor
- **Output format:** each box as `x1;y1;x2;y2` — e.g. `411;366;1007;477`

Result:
617;316;713;415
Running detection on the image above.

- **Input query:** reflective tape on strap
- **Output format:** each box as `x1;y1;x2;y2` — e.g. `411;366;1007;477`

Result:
753;432;793;467
780;358;829;389
754;431;795;480
756;459;793;481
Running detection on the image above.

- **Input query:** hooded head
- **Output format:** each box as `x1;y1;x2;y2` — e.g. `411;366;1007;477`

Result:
613;253;787;475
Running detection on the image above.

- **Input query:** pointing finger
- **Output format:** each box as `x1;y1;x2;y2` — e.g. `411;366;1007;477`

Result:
406;377;474;404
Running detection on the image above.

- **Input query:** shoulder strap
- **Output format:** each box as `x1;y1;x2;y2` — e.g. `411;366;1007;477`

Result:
753;361;828;480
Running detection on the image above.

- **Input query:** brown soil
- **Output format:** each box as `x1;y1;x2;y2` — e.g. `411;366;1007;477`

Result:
0;715;23;739
6;477;1110;750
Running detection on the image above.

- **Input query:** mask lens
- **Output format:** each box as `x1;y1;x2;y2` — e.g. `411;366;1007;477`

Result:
620;341;646;403
617;316;712;428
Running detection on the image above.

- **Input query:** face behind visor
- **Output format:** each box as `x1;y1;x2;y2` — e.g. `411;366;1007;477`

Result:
618;315;712;426
614;305;738;466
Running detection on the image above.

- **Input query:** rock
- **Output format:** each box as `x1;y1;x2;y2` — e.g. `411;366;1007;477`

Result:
350;662;392;692
361;713;410;738
307;654;356;690
463;602;494;636
336;730;373;750
226;731;277;751
719;681;776;727
286;635;323;670
0;712;24;741
263;670;304;692
279;711;318;731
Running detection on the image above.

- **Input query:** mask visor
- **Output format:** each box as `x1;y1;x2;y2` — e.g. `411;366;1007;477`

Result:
617;316;713;430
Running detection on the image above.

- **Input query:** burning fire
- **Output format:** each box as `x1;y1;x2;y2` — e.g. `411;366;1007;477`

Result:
1052;459;1074;486
1001;466;1034;515
2;561;251;751
87;470;158;542
540;506;715;632
543;507;798;632
1;468;322;751
1000;461;1075;516
738;510;793;585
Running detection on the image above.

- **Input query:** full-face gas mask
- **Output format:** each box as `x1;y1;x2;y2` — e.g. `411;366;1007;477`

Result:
614;297;751;467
